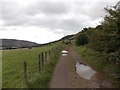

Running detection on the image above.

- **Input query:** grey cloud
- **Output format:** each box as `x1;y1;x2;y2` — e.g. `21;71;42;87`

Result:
1;2;22;20
57;18;83;31
1;1;91;32
74;2;117;20
1;2;26;26
1;1;118;34
1;2;70;26
25;2;69;15
29;17;85;32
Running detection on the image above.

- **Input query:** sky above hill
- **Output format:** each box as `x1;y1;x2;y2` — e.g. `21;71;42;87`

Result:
0;0;119;44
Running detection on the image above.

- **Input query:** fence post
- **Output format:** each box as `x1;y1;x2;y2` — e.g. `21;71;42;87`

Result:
23;62;27;82
45;51;47;61
41;52;44;70
52;48;54;54
56;47;57;52
38;54;41;72
49;49;50;56
53;48;55;54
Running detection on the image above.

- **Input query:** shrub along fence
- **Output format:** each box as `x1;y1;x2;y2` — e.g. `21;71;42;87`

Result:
23;46;63;84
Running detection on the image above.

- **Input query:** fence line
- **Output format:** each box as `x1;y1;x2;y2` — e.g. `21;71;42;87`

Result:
38;54;41;72
23;46;63;82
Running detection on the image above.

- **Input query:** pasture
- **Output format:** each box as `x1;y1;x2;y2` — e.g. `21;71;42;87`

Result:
2;42;63;88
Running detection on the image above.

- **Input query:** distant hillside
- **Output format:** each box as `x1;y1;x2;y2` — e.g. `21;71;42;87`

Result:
40;34;76;46
60;34;75;40
0;39;39;49
0;34;76;50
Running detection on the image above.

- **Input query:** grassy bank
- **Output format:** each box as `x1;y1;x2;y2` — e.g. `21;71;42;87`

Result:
2;42;63;88
75;46;118;88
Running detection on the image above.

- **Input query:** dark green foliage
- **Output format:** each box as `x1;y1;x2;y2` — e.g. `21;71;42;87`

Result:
75;2;120;88
76;34;88;46
76;3;120;53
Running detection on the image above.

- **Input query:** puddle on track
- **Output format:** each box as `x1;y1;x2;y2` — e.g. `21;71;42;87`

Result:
62;50;68;56
62;54;67;56
75;62;112;88
75;62;96;80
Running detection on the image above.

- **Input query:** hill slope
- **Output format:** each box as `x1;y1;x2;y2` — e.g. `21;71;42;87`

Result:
0;39;39;49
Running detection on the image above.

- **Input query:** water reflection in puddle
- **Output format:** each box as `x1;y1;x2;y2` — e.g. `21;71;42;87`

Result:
62;54;67;56
62;50;68;56
75;62;96;80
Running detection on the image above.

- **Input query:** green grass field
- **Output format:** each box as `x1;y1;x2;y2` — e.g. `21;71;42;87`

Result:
2;42;63;88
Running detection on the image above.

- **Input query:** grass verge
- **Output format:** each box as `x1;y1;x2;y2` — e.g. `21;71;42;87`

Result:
74;46;119;88
26;49;61;88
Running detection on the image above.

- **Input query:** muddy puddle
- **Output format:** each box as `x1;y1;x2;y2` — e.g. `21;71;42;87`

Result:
62;54;67;56
62;50;68;56
75;62;96;80
75;62;112;88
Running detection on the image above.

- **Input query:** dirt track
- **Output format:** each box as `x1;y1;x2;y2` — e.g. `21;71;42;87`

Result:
50;46;112;88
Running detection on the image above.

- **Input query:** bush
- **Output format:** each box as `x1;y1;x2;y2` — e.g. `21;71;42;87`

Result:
76;34;88;46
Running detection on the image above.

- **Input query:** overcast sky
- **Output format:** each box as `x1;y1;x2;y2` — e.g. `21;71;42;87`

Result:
0;0;119;44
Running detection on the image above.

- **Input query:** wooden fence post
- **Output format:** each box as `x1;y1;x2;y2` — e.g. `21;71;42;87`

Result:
49;49;50;56
53;48;55;53
45;51;47;61
23;62;27;82
52;48;54;54
54;48;56;53
55;47;58;52
41;52;44;70
38;54;41;72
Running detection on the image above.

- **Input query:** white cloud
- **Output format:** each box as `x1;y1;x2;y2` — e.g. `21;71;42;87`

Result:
0;20;4;26
0;26;63;44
